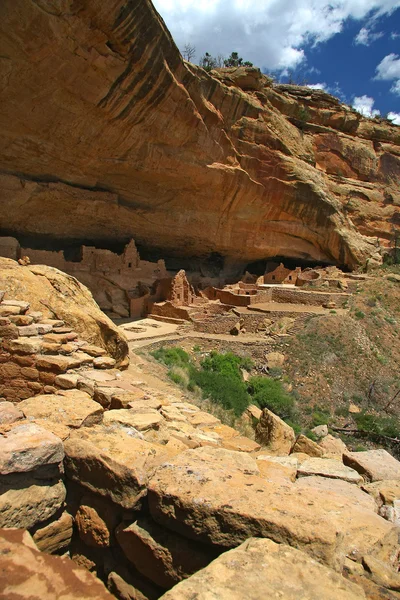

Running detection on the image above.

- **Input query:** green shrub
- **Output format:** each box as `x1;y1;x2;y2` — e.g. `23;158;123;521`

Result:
354;310;365;319
268;366;283;378
311;410;330;427
168;366;190;387
354;412;400;438
151;346;190;368
201;351;252;380
304;429;318;442
193;369;250;416
248;376;295;419
335;405;349;418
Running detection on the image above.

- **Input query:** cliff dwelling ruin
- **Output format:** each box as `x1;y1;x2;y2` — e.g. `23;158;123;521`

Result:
0;236;363;339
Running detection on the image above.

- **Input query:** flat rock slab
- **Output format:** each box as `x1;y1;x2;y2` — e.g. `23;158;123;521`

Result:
344;450;400;482
319;434;348;459
6;336;42;354
148;447;394;570
0;528;114;599
93;356;116;369
110;388;149;409
64;425;169;508
159;538;366;600
187;411;221;427
297;458;363;484
19;391;103;429
128;398;165;412
221;436;261;453
0;422;64;475
79;369;117;382
296;476;377;512
103;409;164;431
36;354;84;373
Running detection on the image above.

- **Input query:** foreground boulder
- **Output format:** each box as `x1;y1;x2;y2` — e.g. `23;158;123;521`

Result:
255;408;295;454
64;424;169;508
148;447;396;570
0;528;114;599
0;258;128;366
159;538;366;600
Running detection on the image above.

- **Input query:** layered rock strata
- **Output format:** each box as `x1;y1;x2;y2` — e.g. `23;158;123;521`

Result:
0;1;399;269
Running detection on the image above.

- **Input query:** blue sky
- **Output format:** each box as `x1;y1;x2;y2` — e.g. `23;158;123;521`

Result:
153;0;400;123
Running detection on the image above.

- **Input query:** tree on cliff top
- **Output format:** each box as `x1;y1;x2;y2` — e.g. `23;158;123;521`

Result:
199;51;253;72
224;51;253;67
182;43;196;62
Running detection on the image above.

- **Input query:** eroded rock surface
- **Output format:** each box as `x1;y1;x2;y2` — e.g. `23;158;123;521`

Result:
0;1;398;268
159;538;367;600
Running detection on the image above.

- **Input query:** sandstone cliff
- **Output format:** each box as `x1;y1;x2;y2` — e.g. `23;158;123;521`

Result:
0;0;399;269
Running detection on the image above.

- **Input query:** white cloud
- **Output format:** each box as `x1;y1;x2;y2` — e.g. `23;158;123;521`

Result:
375;53;400;79
391;79;400;94
352;95;380;117
391;31;400;38
354;27;383;44
375;53;400;95
307;83;328;90
388;111;400;124
153;0;400;71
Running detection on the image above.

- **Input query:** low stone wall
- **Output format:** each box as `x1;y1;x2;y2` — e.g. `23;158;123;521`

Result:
0;295;114;402
249;289;273;304
193;315;239;334
215;290;251;307
271;288;349;307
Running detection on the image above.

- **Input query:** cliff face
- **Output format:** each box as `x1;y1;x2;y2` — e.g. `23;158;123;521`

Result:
0;0;399;269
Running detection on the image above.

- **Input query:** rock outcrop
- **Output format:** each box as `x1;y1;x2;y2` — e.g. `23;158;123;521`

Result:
0;0;398;269
0;258;128;365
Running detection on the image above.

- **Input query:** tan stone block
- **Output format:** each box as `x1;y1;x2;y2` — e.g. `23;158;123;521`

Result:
291;434;324;457
6;336;42;354
344;450;400;482
13;354;36;366
0;479;66;530
103;409;163;431
0;422;64;475
255;408;295;455
33;511;73;554
148;446;395;570
0;401;24;424
19;391;103;429
222;436;261;453
75;495;118;548
297;458;363;484
39;371;56;385
158;538;366;600
36;354;83;373
64;425;168;509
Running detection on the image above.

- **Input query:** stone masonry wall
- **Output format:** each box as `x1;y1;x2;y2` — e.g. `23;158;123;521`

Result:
271;288;350;307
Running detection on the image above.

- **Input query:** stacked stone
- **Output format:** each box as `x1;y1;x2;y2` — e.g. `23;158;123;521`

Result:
0;413;71;554
0;291;116;402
